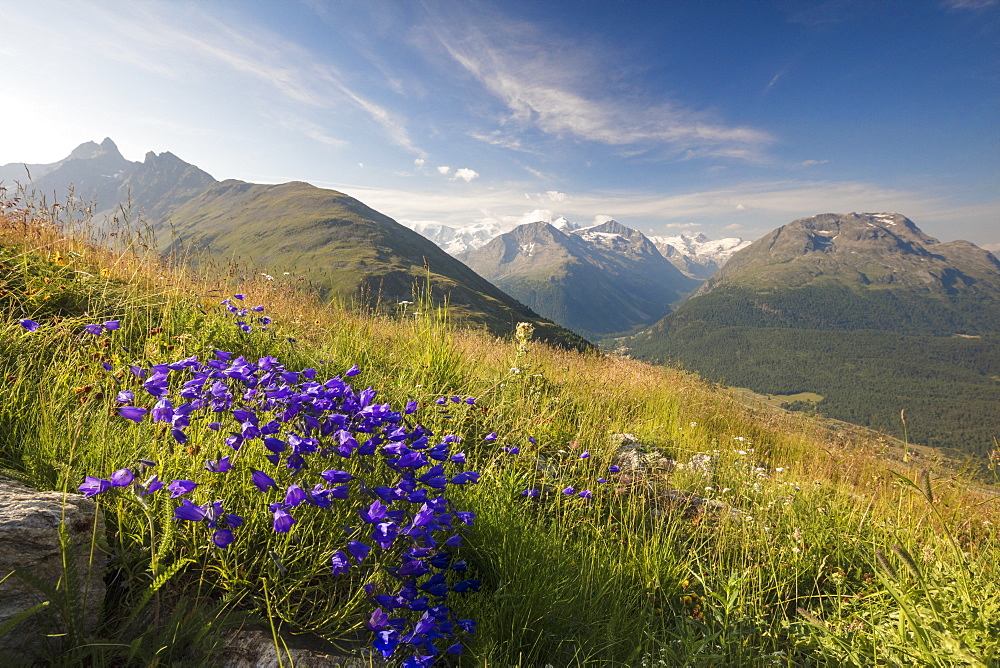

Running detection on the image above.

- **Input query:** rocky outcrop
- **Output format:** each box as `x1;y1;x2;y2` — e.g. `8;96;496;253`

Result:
609;434;744;519
0;475;106;661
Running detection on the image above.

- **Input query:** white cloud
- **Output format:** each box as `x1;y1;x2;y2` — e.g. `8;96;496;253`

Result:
424;8;772;160
414;158;426;167
453;168;480;182
524;166;545;179
801;159;829;167
476;208;557;230
736;203;746;210
723;223;743;231
664;222;701;229
437;166;451;176
592;214;616;225
543;190;568;202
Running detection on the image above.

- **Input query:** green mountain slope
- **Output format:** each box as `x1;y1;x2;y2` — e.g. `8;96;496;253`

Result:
630;212;1000;456
160;180;587;346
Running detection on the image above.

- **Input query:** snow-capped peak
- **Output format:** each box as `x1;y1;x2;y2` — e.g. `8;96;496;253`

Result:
551;216;577;232
649;233;751;279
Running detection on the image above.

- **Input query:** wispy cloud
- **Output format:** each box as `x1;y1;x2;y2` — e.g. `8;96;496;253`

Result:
422;5;772;160
271;116;347;147
467;130;533;153
79;1;422;154
763;71;784;94
942;0;998;10
800;159;829;167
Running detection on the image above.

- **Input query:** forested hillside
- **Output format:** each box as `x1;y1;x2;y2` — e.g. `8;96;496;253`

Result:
630;214;1000;457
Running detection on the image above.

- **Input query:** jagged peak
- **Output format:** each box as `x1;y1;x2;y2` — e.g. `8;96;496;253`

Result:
587;219;635;236
66;138;124;162
143;150;186;165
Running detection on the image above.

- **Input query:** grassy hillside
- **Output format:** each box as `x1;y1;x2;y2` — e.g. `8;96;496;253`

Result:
159;180;588;349
1;200;998;666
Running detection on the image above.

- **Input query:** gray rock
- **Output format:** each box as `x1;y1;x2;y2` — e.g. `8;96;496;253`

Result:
0;475;106;661
656;490;746;520
685;453;717;475
219;628;379;667
610;434;677;473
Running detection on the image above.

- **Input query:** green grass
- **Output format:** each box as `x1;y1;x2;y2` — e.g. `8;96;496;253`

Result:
0;202;998;666
156;179;590;349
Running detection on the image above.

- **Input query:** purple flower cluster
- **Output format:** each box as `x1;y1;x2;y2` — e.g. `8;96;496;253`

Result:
78;301;482;664
221;297;270;332
18;318;120;334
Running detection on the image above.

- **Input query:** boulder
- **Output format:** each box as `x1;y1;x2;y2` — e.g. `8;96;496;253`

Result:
0;475;106;661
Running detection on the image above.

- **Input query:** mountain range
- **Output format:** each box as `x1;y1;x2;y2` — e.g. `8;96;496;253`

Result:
630;212;1000;456
402;217;750;280
0;140;587;348
459;219;699;338
0;137;216;223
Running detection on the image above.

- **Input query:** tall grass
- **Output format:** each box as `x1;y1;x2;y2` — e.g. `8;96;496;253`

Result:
0;195;996;665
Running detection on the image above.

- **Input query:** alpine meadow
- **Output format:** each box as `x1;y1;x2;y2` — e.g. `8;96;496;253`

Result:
2;1;999;666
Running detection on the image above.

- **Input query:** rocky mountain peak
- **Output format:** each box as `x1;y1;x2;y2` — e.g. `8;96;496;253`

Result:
778;212;941;259
511;221;567;242
583;219;632;236
99;137;121;154
700;212;1000;296
66;141;103;160
66;138;125;162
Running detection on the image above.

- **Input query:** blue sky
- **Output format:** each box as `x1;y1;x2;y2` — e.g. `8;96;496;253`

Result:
1;0;997;248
